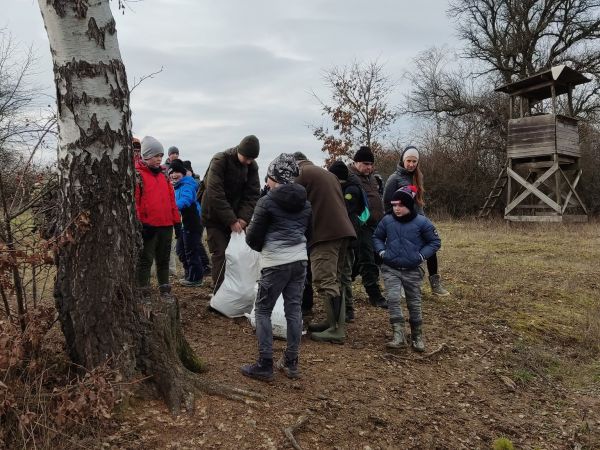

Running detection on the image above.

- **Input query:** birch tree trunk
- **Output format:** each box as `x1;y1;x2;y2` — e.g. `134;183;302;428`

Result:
37;0;210;413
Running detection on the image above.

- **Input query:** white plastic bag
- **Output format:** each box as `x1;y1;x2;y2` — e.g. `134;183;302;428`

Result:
245;286;288;339
210;232;260;318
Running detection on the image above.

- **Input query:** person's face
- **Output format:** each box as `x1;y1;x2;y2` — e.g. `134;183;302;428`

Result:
169;172;183;184
354;161;374;175
169;152;179;162
392;202;410;217
266;177;278;189
403;156;418;172
144;153;163;168
237;153;255;166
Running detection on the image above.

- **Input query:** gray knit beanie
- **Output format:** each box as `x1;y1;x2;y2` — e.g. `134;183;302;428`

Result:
141;136;164;159
167;146;179;156
237;135;260;158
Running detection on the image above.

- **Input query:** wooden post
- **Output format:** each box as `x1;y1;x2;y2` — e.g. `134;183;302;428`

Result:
506;158;512;208
509;96;514;119
551;84;557;114
567;86;574;117
519;96;524;118
554;153;561;208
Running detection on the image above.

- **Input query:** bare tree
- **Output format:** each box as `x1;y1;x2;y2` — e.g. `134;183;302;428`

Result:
449;0;600;119
37;0;256;413
312;60;398;163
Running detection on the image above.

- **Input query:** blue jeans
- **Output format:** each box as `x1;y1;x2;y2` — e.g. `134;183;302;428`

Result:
175;229;204;282
255;260;307;360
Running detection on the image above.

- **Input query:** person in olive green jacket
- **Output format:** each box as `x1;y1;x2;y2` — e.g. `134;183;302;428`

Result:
201;135;261;291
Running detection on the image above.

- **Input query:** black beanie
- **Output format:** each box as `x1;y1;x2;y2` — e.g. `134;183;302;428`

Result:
237;135;260;158
168;159;187;176
328;160;349;181
391;186;417;212
353;146;374;163
293;151;308;161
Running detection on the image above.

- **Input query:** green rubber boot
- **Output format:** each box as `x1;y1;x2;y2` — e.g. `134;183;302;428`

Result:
308;296;335;332
310;296;346;344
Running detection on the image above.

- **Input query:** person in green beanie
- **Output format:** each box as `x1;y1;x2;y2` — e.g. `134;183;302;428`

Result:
200;135;261;291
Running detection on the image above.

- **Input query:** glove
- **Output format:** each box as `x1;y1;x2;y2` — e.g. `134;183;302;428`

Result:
174;222;183;239
141;224;157;240
374;250;385;265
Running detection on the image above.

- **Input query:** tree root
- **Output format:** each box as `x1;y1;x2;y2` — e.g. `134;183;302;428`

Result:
382;343;449;363
136;292;263;414
283;413;311;450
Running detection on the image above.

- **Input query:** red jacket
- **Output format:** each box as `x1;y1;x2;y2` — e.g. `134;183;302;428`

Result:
135;160;180;227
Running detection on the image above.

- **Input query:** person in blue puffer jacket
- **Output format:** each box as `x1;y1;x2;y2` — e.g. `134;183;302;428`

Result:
373;185;440;353
168;159;204;287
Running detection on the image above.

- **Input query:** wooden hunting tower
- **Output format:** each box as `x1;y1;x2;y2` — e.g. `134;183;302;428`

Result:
480;65;590;222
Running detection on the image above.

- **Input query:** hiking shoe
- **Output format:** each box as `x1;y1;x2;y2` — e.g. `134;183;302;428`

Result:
369;296;389;309
429;274;450;296
275;354;300;379
180;279;203;287
345;308;355;323
159;284;174;302
240;358;273;382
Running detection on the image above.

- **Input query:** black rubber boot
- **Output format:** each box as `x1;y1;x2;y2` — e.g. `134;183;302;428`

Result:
240;357;274;382
366;285;388;309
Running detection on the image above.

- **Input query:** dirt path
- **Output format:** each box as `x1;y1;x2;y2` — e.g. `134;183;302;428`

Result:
105;221;600;449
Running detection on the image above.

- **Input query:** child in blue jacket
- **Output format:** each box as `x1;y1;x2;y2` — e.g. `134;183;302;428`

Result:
169;159;203;287
372;186;441;352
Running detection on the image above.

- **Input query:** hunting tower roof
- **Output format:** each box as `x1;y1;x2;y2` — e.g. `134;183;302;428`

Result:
495;65;590;101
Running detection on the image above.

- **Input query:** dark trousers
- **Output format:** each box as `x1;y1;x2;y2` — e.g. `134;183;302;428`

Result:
301;255;313;312
255;261;307;360
353;224;383;299
198;225;211;270
427;252;438;276
137;226;173;287
206;226;231;291
176;229;204;282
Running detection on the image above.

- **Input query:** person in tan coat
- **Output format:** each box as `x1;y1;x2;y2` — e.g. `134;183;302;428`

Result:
293;152;356;344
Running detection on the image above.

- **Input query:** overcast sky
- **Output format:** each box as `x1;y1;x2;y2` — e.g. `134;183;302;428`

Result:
7;0;459;172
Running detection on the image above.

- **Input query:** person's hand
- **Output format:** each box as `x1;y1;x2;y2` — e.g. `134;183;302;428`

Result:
238;219;248;229
174;223;183;239
230;221;243;233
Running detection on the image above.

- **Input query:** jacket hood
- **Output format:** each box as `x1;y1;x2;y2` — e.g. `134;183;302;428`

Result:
269;183;307;212
395;162;413;176
174;175;197;190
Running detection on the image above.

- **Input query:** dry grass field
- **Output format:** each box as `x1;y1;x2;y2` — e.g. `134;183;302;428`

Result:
10;218;600;449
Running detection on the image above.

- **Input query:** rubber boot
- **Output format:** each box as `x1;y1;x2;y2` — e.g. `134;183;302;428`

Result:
386;322;408;349
240;357;274;382
410;323;425;352
310;296;346;344
429;274;450;296
275;352;300;379
345;296;355;323
307;295;334;332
